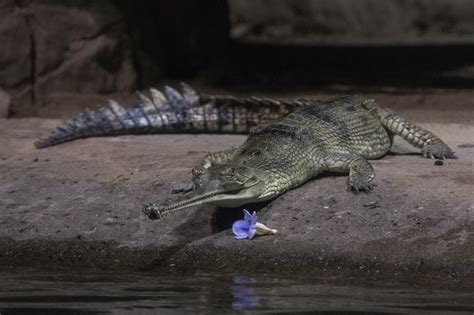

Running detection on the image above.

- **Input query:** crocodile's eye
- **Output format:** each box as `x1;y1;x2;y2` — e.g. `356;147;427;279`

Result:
192;166;205;177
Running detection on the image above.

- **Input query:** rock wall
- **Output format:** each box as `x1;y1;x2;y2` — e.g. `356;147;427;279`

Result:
0;0;230;116
0;0;136;110
229;0;474;44
0;88;10;118
1;0;473;116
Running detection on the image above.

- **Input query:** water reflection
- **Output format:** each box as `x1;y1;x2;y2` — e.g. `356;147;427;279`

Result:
231;276;259;310
0;270;472;314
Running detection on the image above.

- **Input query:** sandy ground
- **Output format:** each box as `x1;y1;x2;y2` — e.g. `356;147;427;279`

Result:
0;92;473;289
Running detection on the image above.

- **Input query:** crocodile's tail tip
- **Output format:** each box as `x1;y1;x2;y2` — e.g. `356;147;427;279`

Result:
35;136;67;149
35;122;84;149
35;139;52;149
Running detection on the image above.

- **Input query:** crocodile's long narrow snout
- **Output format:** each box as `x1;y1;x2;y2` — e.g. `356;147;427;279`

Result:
143;187;229;219
143;167;266;220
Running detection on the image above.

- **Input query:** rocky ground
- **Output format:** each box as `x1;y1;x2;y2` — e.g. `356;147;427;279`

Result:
0;91;473;290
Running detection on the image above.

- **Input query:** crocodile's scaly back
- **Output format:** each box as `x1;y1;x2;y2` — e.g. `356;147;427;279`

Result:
36;84;305;149
230;96;391;195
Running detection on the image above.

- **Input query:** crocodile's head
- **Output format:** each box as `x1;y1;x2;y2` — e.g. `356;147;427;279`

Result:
143;164;267;220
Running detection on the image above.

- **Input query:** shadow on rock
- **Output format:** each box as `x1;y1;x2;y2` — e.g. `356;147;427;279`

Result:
171;205;216;246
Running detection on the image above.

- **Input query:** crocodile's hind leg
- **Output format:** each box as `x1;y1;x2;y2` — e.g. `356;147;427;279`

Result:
322;153;375;192
377;108;457;159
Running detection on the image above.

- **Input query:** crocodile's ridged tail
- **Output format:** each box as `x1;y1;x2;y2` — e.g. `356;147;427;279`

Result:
35;83;310;149
35;84;225;149
36;83;204;148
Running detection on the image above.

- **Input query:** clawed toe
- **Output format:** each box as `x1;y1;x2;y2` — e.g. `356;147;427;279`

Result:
350;179;375;193
142;204;163;220
422;144;457;160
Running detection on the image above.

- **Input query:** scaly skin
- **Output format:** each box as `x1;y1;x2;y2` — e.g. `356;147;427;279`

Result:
142;96;457;220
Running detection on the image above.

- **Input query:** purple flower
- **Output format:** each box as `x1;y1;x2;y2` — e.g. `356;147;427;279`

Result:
232;209;257;240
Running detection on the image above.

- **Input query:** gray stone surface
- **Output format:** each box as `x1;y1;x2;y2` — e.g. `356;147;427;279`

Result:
229;0;474;44
0;92;473;288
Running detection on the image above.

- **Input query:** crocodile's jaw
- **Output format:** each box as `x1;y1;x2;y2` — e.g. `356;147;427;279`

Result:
208;181;269;207
145;181;267;219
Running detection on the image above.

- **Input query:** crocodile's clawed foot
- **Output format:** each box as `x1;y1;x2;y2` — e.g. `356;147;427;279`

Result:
143;203;164;220
422;144;457;160
350;177;376;193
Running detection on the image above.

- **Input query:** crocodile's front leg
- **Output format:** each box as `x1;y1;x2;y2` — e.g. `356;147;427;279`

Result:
323;153;375;192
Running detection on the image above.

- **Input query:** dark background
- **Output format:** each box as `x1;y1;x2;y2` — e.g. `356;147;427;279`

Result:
0;0;473;117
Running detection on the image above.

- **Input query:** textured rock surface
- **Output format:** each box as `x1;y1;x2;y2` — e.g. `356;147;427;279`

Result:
229;0;474;44
0;0;136;111
0;92;473;288
0;89;10;118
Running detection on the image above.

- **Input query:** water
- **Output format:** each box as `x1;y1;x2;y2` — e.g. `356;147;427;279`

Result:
0;270;472;314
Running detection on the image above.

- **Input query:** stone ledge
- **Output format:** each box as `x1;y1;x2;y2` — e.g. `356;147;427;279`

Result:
0;106;472;288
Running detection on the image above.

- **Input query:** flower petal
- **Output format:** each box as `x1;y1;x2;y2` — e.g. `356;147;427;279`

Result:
248;227;257;239
232;220;249;238
235;234;248;240
243;209;253;224
250;211;257;227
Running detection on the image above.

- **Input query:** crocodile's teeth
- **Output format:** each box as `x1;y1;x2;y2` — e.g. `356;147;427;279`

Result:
255;222;277;235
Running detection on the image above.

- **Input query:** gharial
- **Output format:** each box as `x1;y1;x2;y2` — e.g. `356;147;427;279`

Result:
36;83;457;220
